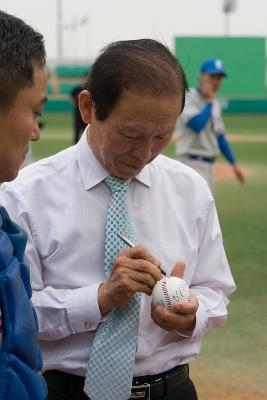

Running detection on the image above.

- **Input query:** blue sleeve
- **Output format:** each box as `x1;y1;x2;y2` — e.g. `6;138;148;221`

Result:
187;103;213;133
217;133;236;164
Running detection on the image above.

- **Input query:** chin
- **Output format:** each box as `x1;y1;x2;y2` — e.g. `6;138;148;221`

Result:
115;172;133;180
1;174;16;184
5;167;20;182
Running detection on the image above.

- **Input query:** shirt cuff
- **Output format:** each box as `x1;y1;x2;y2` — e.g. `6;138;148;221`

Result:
176;299;207;339
66;282;103;334
189;299;207;340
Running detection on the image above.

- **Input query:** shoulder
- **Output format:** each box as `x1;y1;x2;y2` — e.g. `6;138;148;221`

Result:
186;87;199;101
150;154;212;198
1;146;77;198
144;155;214;221
181;88;203;114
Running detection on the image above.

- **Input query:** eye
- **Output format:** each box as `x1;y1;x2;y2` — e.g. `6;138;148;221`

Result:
118;130;134;139
156;134;171;141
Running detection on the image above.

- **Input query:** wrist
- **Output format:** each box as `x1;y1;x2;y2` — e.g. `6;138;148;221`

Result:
177;315;196;337
98;283;113;316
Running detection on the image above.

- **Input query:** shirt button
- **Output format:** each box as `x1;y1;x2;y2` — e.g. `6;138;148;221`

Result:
84;321;91;329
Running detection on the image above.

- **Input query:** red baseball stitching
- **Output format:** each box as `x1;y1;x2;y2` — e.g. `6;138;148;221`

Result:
161;279;172;309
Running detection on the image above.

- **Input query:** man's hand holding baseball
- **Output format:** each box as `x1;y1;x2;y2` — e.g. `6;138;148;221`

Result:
151;261;199;332
151;295;198;332
98;246;162;315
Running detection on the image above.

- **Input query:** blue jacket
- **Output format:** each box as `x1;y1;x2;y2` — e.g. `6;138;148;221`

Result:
0;206;47;400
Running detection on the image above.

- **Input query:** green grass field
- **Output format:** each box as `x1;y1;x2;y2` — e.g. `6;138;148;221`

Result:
33;112;267;399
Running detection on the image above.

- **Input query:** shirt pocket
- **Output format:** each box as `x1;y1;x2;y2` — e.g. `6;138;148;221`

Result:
153;243;198;286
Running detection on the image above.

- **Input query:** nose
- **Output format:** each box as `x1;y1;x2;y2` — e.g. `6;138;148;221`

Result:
132;139;152;162
31;123;41;142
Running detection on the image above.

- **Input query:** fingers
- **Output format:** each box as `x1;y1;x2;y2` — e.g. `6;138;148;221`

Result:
170;261;185;278
117;262;160;293
104;246;163;306
232;165;246;184
237;169;245;184
151;304;196;331
171;294;198;314
119;245;160;268
115;247;162;282
151;294;198;331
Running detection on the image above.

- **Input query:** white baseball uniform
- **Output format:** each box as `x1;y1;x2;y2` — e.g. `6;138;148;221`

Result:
176;88;225;189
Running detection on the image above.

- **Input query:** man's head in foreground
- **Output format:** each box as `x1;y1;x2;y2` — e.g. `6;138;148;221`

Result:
0;10;48;182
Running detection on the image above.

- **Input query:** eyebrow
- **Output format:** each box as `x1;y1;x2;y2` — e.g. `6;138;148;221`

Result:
37;96;48;109
42;96;48;104
118;126;174;136
158;128;175;136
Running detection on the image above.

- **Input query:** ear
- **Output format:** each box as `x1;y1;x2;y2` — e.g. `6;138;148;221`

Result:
79;90;94;124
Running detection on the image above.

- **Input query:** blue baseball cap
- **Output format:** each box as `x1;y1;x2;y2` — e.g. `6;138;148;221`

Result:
200;58;227;77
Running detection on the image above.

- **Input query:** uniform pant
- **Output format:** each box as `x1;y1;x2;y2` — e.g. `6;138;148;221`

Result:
177;156;214;193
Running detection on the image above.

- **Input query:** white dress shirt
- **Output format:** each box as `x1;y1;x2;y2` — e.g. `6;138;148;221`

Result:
0;129;236;377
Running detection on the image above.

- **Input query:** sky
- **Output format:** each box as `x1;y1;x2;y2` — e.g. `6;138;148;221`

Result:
1;0;267;63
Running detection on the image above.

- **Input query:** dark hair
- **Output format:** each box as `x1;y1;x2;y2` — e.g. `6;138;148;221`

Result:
0;10;46;112
88;39;188;121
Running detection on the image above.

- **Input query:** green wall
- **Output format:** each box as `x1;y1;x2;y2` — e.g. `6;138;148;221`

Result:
175;37;265;96
44;98;267;114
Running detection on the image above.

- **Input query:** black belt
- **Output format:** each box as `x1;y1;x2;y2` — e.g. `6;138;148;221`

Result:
44;364;189;400
187;154;215;164
131;364;189;399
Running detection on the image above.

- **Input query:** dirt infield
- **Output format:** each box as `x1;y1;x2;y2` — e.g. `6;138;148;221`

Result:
191;366;266;400
214;164;250;181
228;134;267;142
195;381;266;400
217;135;264;182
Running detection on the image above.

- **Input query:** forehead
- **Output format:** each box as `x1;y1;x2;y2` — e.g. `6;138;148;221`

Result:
110;90;182;119
100;90;182;138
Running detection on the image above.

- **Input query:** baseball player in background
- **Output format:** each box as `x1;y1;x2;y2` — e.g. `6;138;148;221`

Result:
176;58;245;191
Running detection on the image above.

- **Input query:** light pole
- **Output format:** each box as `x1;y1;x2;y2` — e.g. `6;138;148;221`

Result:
223;0;237;36
57;0;63;61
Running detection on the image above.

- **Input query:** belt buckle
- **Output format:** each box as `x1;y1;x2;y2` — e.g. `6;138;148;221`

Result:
130;383;150;399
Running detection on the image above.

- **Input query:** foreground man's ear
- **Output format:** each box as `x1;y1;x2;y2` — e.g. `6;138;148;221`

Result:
79;90;94;124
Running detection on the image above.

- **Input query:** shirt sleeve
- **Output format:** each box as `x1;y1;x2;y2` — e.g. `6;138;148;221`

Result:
217;133;236;164
211;100;226;134
178;197;236;340
0;185;103;341
179;90;202;125
187;103;213;133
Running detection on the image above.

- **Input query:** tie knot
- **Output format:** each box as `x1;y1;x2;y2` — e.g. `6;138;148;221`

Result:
104;176;131;193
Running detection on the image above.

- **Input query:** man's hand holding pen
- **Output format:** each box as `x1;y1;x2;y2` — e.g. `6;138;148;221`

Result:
98;246;162;315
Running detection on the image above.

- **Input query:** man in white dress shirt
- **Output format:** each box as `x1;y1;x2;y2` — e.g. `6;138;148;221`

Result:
0;39;236;400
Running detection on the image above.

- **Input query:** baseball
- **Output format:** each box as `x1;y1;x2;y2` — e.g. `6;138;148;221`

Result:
152;277;190;309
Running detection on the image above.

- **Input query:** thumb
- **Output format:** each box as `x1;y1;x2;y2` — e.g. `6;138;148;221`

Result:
170;261;185;278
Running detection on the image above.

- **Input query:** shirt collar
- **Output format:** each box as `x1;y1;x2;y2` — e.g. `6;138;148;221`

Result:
75;127;151;191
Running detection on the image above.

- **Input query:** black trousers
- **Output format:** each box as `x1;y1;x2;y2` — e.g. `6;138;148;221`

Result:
44;370;198;400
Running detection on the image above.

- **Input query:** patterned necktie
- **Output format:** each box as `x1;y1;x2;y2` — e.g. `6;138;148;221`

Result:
84;175;141;400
